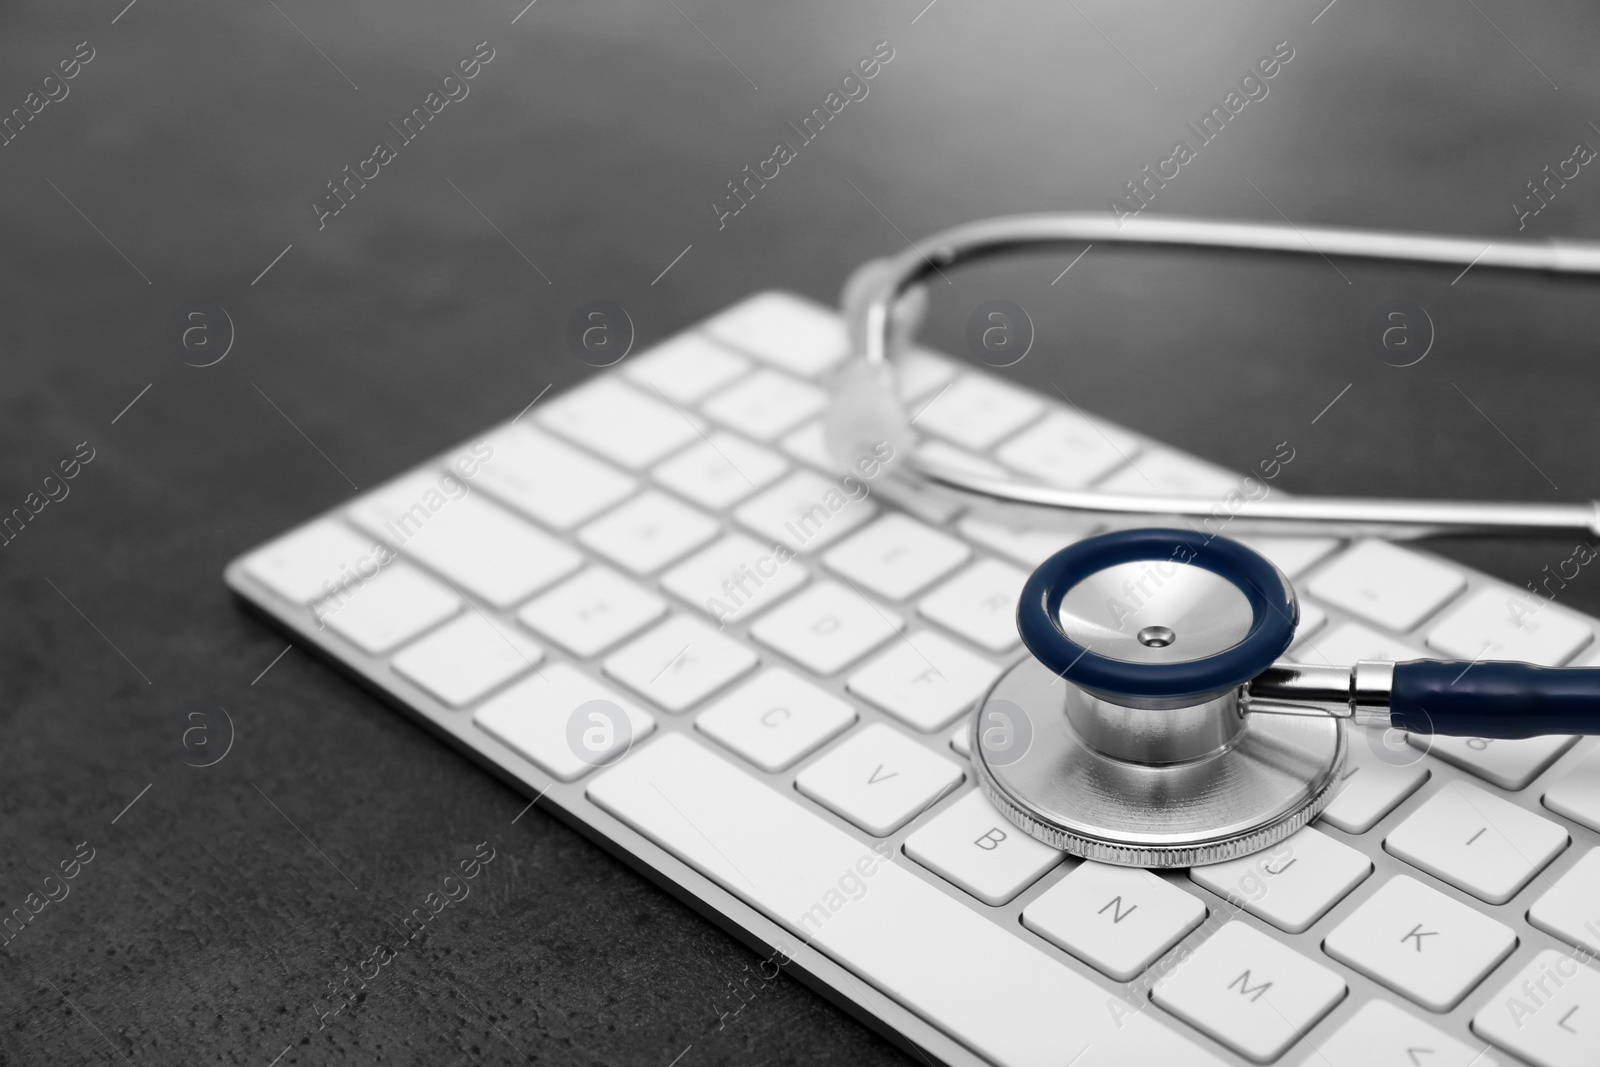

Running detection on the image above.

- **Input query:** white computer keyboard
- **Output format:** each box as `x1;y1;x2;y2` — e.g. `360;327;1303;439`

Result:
227;291;1600;1067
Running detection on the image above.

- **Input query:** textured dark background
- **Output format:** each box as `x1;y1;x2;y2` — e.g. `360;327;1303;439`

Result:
3;0;1599;1063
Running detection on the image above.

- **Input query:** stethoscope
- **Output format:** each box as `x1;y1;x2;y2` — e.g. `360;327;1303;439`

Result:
825;213;1600;867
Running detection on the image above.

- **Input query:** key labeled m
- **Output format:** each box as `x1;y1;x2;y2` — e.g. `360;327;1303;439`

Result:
1228;970;1272;1002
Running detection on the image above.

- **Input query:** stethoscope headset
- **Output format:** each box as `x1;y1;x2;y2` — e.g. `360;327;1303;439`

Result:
824;213;1600;867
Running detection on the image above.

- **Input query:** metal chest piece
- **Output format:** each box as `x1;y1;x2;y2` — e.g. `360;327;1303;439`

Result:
971;530;1345;868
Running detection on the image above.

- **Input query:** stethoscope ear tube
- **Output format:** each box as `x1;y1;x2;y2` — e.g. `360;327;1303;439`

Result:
1391;659;1600;739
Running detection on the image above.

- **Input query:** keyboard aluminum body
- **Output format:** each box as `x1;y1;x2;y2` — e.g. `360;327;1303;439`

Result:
226;291;1600;1067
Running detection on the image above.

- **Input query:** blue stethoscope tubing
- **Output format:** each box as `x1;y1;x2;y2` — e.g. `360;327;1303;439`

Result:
1020;529;1600;740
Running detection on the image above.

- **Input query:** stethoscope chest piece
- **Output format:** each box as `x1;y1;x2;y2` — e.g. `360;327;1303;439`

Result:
971;529;1346;868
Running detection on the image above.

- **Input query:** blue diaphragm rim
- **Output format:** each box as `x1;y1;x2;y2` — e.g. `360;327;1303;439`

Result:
1017;528;1298;703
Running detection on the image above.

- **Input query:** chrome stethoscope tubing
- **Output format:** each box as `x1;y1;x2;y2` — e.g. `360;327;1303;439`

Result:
828;213;1600;540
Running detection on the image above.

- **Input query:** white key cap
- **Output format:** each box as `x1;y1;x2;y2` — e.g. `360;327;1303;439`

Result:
751;581;902;676
516;567;666;658
1236;536;1340;579
796;723;962;835
1095;448;1240;497
734;470;878;553
1302;999;1501;1067
1528;847;1600;955
995;410;1139;489
896;347;957;401
847;631;1001;732
904;789;1062;905
242;520;382;604
1385;781;1568;904
702;368;828;442
778;419;835;471
950;723;971;758
1410;733;1579;791
914;374;1044;451
661;534;808;625
576;490;719;575
1473;949;1600;1067
316;562;459;654
603;615;759;713
695;667;856;772
918;558;1028;653
650;430;788;510
1023;862;1207;981
1545;744;1600;832
474;662;654;782
587;734;1219;1067
347;471;582;608
1190;826;1371;933
957;517;1081;569
1318;728;1430;834
473;424;636;530
1294;622;1426;667
1324;874;1517;1011
1296;600;1329;644
916;438;1009;479
1307;540;1466;633
703;291;848;378
823;514;970;601
622;330;749;403
392;611;543;707
1428;586;1594;665
538;377;702;469
1152;920;1346;1064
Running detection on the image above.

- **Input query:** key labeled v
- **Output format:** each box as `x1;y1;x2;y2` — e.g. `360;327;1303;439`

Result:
867;763;898;785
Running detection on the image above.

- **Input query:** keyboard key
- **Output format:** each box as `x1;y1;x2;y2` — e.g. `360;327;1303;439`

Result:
1324;874;1517;1011
650;430;788;510
1473;949;1600;1067
995;410;1139;489
695;667;856;772
603;615;759;713
538;377;702;469
1152;920;1345;1064
1528;847;1600;955
661;534;808;625
896;347;957;401
1294;622;1426;667
1307;540;1466;633
473;424;636;531
950;723;971;758
622;330;749;403
1302;999;1501;1067
1023;862;1207;981
957;516;1080;568
1386;781;1568;904
778;419;835;472
316;562;459;654
904;789;1062;905
702;368;828;442
1544;743;1600;832
474;662;655;781
1235;536;1340;579
1095;448;1240;497
796;723;963;835
1318;728;1430;834
1190;826;1371;933
242;519;382;604
914;374;1044;451
576;490;719;575
516;567;666;658
392;611;543;707
751;581;902;676
918;558;1028;653
1427;586;1593;665
703;291;848;378
823;514;970;601
734;470;878;553
588;734;1219;1066
847;631;1001;732
1410;732;1579;791
916;438;1009;479
348;472;583;608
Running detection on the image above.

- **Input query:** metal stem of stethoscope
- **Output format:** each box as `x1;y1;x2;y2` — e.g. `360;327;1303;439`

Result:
828;213;1600;540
